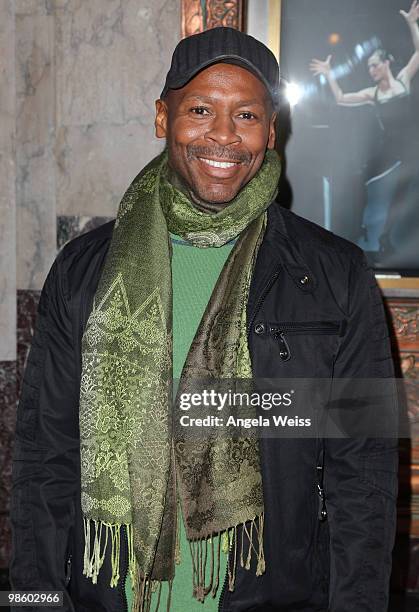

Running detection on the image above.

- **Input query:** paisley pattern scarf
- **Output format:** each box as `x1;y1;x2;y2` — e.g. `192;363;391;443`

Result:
79;148;281;610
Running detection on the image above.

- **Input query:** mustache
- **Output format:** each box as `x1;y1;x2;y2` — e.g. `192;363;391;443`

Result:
186;145;252;165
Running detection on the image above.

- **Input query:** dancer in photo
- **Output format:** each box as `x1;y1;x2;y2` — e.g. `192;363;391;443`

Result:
310;0;419;255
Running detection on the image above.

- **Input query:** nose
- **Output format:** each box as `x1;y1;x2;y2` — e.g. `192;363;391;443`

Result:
204;112;242;147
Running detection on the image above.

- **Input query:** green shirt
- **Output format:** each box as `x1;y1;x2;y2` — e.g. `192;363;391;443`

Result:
125;233;234;610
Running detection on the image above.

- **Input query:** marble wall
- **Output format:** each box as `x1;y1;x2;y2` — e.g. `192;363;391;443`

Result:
0;0;16;361
0;0;180;569
16;0;179;290
0;0;17;575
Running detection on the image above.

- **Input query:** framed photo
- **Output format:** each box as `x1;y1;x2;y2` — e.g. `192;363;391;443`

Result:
247;0;419;282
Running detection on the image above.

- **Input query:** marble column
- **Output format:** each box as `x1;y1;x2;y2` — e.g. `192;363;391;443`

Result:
54;0;180;218
15;1;56;291
0;0;16;359
0;0;16;570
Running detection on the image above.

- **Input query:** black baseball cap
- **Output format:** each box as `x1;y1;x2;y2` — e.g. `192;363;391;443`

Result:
160;27;280;109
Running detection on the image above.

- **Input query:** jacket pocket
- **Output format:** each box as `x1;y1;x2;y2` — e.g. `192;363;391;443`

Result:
360;445;399;500
15;397;38;442
268;320;345;362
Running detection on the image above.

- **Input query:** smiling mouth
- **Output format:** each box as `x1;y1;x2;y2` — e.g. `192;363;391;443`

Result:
198;157;241;169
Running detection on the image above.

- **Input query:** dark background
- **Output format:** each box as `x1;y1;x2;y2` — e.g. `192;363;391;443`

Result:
280;0;419;273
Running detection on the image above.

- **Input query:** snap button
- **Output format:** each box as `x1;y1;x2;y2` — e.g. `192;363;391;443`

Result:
279;350;289;360
299;275;309;285
254;323;265;335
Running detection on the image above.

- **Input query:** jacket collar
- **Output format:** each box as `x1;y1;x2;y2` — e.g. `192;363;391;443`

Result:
247;202;317;327
269;203;317;290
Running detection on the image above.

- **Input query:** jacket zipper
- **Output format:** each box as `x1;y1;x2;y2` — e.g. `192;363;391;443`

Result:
119;526;129;612
247;269;282;338
217;557;229;612
270;321;342;362
65;554;72;587
316;444;327;522
269;321;342;335
218;532;235;612
317;475;327;521
65;503;75;588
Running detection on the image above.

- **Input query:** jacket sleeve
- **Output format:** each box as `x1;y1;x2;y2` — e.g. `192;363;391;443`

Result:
324;253;398;612
10;251;79;612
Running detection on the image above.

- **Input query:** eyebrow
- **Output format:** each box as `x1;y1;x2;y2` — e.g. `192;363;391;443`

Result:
181;94;265;106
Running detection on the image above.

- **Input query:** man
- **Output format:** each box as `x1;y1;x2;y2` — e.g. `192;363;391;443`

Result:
10;27;398;612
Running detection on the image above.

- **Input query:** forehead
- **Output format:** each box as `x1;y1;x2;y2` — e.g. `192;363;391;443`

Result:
368;54;382;65
169;63;270;105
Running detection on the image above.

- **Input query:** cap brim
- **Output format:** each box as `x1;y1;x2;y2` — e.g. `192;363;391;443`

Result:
160;54;277;107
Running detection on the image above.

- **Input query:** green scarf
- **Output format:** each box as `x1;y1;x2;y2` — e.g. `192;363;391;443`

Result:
79;148;281;611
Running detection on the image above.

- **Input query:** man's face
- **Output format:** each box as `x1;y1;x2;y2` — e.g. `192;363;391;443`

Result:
155;63;276;206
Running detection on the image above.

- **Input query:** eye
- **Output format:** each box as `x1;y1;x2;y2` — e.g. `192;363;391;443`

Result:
238;111;257;120
190;106;211;116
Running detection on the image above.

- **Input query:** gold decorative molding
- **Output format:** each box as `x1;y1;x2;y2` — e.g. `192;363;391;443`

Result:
388;302;419;343
181;0;244;38
386;298;419;423
206;0;244;30
378;276;419;298
181;0;204;37
268;0;281;62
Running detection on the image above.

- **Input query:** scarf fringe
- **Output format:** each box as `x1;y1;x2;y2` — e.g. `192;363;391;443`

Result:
83;513;265;611
83;518;173;612
188;512;265;603
131;573;173;612
82;517;110;584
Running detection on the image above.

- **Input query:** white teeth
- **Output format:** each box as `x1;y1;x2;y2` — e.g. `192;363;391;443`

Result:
199;158;238;168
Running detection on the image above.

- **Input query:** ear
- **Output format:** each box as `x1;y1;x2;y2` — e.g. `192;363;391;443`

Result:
155;99;168;139
267;112;277;150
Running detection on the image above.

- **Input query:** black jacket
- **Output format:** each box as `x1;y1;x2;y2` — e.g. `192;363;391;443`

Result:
10;202;398;611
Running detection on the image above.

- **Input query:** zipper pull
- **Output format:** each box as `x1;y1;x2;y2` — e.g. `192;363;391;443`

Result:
65;554;72;586
317;483;327;521
274;331;291;361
